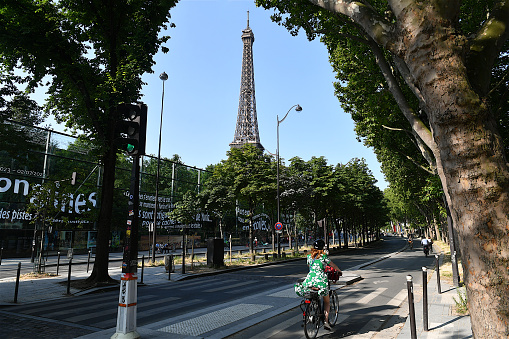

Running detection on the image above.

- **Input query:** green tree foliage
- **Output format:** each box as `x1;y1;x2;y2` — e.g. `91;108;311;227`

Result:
0;0;178;284
0;68;45;161
279;156;386;247
199;163;236;240
207;145;275;260
257;2;509;334
167;191;200;228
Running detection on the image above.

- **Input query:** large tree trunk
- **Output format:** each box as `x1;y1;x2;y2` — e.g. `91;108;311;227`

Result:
433;214;442;242
86;145;117;285
406;28;509;338
302;1;509;335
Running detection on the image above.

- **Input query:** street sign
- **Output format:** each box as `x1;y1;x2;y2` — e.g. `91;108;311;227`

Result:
275;222;283;231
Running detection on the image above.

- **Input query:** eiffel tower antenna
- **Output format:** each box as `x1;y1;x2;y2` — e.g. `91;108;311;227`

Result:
230;11;264;151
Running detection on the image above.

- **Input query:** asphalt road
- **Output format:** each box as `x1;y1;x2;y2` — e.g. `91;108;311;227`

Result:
227;237;436;338
0;236;431;338
0;245;275;279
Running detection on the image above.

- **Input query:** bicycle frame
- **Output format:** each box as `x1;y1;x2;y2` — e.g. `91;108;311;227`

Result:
300;280;339;339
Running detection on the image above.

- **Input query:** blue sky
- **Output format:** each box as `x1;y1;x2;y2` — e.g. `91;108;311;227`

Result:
46;0;388;190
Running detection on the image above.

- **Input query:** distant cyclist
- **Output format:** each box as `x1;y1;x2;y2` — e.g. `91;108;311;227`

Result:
408;235;413;249
421;237;432;253
295;239;342;331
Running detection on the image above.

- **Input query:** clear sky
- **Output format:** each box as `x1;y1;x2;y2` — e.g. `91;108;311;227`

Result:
45;0;389;190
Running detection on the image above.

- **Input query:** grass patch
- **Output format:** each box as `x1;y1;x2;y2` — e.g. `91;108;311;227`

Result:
453;288;469;315
433;240;464;285
140;260;165;267
20;272;58;280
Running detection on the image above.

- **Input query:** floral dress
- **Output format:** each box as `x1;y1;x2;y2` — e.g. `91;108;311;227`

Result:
295;253;331;297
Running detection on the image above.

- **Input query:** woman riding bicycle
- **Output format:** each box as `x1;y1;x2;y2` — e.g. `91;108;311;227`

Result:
295;239;342;331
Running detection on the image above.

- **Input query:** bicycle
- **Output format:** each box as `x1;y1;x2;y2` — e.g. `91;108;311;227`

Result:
299;280;339;339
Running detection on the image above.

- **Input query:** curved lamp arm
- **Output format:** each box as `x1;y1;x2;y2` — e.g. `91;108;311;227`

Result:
278;104;302;126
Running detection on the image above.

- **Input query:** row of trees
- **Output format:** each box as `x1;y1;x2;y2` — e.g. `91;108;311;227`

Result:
170;145;388;261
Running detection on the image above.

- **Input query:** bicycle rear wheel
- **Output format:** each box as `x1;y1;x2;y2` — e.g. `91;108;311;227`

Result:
329;290;339;326
304;299;321;339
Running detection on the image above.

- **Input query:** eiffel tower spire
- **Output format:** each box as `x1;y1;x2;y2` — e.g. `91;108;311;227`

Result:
230;11;264;151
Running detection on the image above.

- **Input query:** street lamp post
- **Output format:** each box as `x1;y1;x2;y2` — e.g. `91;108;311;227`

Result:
277;104;302;258
152;72;168;263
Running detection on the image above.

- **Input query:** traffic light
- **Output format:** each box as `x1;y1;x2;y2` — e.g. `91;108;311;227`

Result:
115;103;147;156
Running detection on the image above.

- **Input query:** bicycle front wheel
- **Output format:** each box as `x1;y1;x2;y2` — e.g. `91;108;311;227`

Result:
329;290;339;326
304;299;321;339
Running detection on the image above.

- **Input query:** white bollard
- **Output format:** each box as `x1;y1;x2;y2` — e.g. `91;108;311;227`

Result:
111;273;139;339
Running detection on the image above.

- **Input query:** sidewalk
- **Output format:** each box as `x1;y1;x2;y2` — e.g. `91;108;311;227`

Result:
395;268;473;338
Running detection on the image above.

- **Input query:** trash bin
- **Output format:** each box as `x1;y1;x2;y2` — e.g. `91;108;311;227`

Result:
207;238;224;268
164;254;173;273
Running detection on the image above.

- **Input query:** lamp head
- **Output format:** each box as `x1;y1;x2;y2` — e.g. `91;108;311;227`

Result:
159;72;168;81
295;104;302;112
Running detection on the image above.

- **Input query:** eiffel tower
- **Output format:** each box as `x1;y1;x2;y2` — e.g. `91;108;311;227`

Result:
230;11;264;151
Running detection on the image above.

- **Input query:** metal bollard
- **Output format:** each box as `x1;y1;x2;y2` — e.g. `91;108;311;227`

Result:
435;254;442;294
14;262;21;303
141;255;145;284
56;251;61;276
87;250;91;273
423;267;428;331
406;275;417;339
67;258;72;295
168;254;173;280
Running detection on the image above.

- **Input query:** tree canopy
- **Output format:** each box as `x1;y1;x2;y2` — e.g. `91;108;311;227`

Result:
256;0;509;336
0;0;178;284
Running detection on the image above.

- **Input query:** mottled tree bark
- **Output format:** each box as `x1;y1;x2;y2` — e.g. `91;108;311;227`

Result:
86;145;117;285
307;0;509;336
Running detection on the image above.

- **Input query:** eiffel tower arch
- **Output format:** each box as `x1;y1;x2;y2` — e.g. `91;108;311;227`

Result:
230;11;264;152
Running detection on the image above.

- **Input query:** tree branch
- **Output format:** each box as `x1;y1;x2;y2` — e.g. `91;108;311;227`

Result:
308;0;397;51
396;149;436;175
367;37;438;157
467;0;509;95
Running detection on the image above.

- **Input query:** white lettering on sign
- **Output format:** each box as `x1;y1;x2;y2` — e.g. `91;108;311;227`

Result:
0;178;11;193
0;176;97;215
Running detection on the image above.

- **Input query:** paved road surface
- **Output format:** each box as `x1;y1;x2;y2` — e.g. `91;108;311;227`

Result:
227;238;435;338
0;236;414;338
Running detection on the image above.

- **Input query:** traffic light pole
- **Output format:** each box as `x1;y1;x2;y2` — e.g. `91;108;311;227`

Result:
112;155;140;339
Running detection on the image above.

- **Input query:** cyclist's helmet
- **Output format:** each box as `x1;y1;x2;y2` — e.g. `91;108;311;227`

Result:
313;239;325;250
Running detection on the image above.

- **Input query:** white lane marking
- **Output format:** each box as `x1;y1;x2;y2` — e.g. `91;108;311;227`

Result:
387;289;407;307
357;288;388;304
